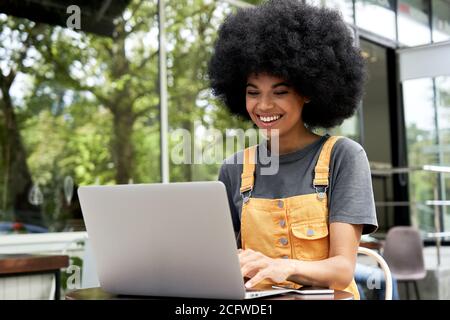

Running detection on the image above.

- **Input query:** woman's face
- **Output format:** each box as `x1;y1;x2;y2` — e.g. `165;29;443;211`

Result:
246;73;309;138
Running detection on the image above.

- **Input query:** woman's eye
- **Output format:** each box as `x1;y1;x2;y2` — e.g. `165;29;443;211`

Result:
274;91;288;95
247;91;259;96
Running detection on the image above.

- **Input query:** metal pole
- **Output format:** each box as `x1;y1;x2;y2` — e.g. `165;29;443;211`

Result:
432;77;445;264
433;186;441;266
394;0;399;43
158;0;169;183
428;0;434;44
433;78;448;241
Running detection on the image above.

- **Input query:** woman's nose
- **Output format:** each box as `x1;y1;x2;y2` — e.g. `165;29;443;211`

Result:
258;95;274;111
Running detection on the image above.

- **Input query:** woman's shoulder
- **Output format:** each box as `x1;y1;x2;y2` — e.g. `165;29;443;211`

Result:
219;149;245;180
222;149;245;166
332;136;366;159
326;136;371;175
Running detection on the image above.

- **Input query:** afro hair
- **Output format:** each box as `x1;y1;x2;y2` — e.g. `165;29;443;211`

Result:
208;0;367;129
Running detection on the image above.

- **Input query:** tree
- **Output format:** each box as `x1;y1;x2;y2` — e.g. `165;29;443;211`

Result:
0;0;256;229
0;17;44;220
32;0;160;184
166;0;253;182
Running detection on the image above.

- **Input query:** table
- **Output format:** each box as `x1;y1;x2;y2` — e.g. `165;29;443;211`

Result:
0;254;69;300
66;287;353;300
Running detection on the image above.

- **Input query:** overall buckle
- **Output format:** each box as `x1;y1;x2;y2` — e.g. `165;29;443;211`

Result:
313;184;328;200
241;188;253;204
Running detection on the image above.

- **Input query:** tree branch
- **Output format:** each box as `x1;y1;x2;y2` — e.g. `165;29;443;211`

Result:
134;49;159;72
37;33;111;107
133;103;158;121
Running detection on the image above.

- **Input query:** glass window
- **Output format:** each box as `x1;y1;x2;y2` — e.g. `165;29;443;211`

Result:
306;0;354;23
360;39;393;231
403;78;438;232
404;77;450;233
397;0;431;46
0;1;159;232
360;40;391;165
355;0;397;41
435;76;450;230
432;0;450;42
328;116;360;142
166;0;252;183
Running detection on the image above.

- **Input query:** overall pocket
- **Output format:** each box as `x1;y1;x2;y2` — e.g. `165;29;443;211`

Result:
291;220;329;261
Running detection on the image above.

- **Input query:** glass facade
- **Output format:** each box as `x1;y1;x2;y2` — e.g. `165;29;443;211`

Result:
0;0;255;232
0;0;450;236
403;79;437;231
306;0;450;233
1;1;161;231
397;0;431;46
308;0;450;45
355;0;397;41
167;0;229;182
432;0;450;42
402;76;450;232
306;0;355;23
360;40;393;231
328;116;360;142
435;76;450;231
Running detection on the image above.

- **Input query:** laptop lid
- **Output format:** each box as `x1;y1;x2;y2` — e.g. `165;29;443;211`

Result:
78;181;246;299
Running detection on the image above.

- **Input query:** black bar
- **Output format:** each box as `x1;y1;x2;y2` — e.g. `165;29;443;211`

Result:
54;270;61;300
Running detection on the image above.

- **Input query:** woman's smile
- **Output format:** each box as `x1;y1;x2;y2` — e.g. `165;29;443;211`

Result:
255;114;284;128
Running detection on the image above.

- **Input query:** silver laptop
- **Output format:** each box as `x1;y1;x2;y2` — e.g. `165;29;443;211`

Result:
78;181;292;300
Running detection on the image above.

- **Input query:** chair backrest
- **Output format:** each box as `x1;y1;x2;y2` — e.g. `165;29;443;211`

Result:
357;246;393;300
81;239;100;289
382;226;426;279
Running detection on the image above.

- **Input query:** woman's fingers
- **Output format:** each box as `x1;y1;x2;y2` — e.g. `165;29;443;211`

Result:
238;250;291;288
238;249;258;268
241;261;264;278
245;269;269;288
239;250;271;284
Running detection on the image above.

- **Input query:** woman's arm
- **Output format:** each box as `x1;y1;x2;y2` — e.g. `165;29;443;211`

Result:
286;222;362;290
241;222;362;290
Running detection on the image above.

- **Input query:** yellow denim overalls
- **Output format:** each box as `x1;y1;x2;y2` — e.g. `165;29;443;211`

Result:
239;135;360;299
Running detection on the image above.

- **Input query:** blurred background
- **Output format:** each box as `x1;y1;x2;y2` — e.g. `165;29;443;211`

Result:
0;0;449;299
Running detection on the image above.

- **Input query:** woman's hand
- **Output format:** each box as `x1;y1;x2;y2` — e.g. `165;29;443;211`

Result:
238;249;294;288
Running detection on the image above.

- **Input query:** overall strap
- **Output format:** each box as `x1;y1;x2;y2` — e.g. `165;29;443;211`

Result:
240;145;257;194
313;136;342;188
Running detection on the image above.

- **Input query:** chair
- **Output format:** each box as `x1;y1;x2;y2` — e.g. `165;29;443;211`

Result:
81;239;100;289
357;246;393;300
382;226;426;300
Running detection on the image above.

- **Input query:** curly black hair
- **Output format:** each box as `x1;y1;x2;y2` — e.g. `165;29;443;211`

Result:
208;0;366;129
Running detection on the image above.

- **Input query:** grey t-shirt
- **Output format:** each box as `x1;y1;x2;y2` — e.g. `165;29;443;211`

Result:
218;134;378;235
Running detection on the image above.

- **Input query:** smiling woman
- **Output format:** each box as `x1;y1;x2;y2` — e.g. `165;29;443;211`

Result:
245;73;315;154
208;0;366;130
209;0;377;299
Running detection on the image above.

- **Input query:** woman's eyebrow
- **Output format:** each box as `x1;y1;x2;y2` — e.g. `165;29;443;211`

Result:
272;82;291;88
246;82;291;88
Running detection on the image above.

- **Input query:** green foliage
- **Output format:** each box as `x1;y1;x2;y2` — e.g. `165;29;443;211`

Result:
0;0;253;229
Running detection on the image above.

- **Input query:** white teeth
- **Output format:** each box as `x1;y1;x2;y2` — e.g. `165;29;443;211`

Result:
259;115;281;122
